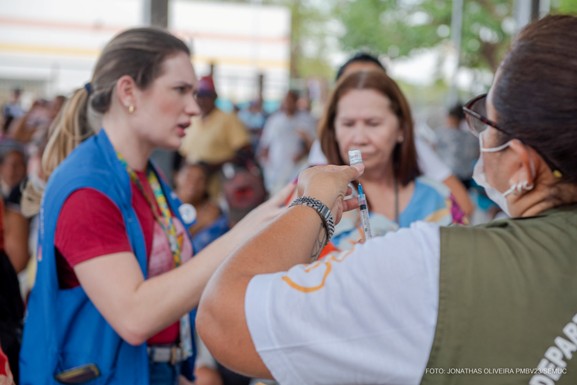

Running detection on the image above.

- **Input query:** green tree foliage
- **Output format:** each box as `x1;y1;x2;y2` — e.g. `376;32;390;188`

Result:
194;0;577;81
334;0;514;72
273;0;335;78
556;0;577;12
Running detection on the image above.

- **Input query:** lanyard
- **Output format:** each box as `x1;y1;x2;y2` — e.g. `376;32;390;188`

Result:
117;154;183;267
117;154;193;359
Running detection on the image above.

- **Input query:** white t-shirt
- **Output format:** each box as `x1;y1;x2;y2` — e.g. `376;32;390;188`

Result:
414;138;452;182
306;138;451;183
307;139;328;166
259;111;317;193
245;222;441;385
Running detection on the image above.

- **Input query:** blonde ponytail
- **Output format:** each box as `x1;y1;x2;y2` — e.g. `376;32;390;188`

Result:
42;88;95;180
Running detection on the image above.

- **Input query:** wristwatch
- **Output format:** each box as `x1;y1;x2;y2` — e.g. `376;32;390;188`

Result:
289;196;335;244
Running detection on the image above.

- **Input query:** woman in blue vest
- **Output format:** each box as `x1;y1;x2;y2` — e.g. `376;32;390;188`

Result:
198;15;577;385
20;27;286;384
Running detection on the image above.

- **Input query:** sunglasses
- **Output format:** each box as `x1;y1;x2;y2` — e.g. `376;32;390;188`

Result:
463;94;509;138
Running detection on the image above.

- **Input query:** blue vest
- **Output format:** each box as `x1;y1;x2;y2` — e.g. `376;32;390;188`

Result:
20;129;197;384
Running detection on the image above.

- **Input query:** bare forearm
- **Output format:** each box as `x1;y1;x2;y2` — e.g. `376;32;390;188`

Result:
198;207;325;376
198;164;362;376
77;225;249;345
221;206;324;274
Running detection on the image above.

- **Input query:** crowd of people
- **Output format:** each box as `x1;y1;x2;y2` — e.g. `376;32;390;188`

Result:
1;12;576;385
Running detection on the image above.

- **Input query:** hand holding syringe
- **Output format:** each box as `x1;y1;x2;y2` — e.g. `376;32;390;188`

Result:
348;149;373;239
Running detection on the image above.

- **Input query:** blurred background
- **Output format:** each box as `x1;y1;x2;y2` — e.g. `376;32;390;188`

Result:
2;0;577;124
2;3;577;381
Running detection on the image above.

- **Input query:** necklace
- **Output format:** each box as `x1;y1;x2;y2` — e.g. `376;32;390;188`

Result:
116;152;193;360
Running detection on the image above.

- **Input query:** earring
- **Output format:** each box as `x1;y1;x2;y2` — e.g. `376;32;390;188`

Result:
520;181;534;192
128;105;135;114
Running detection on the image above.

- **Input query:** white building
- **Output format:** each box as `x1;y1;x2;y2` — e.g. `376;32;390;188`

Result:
0;0;291;107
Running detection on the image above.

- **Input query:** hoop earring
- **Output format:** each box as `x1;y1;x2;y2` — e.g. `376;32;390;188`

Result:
128;105;135;114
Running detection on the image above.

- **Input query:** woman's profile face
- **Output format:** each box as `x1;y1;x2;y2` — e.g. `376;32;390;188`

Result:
334;89;402;173
132;52;200;151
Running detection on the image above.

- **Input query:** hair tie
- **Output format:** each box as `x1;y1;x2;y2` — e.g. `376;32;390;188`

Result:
84;82;92;95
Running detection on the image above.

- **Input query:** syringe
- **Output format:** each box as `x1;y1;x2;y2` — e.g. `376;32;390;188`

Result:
357;183;373;239
348;149;373;240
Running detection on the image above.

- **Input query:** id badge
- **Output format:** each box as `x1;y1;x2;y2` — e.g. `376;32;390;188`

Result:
179;314;193;359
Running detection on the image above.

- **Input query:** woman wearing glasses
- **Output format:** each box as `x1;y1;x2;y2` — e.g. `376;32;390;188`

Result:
198;15;577;385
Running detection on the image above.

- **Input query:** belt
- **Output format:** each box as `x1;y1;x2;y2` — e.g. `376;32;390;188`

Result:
147;345;185;365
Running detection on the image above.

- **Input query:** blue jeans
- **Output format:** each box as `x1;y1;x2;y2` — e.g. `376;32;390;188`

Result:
149;361;181;385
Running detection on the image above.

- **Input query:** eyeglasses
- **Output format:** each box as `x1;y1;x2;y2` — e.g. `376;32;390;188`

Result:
463;94;509;138
464;93;564;179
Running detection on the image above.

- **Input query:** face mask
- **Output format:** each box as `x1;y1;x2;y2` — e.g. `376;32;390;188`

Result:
473;155;515;216
472;136;534;217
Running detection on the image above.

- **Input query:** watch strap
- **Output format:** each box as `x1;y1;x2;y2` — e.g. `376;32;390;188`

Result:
289;196;335;244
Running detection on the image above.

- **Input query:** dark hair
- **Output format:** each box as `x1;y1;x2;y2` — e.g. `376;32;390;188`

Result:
285;89;300;102
448;103;465;121
335;52;386;81
492;14;577;183
319;70;420;186
42;27;190;178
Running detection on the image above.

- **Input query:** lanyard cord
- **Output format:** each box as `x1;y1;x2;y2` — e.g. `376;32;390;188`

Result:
117;154;183;267
116;156;192;356
394;177;399;225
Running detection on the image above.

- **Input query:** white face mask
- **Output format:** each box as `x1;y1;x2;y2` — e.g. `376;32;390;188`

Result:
473;155;515;216
472;135;533;217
